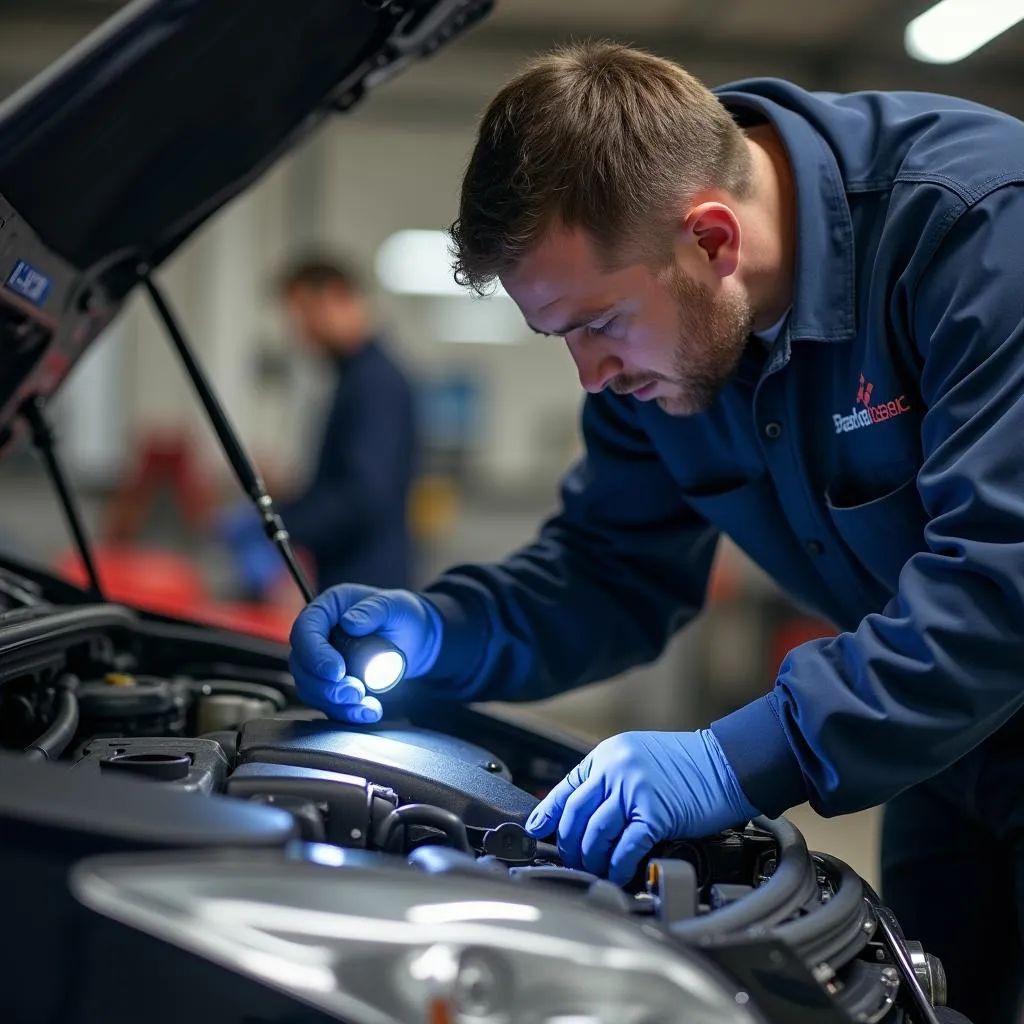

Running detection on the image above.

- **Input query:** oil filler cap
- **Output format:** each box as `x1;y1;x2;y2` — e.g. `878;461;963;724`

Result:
100;752;192;782
482;822;537;865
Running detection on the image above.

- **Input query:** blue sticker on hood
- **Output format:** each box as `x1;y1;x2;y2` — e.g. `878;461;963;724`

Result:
5;260;53;306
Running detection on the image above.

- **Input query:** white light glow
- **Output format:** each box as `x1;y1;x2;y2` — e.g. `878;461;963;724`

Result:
306;843;346;867
363;651;405;693
377;230;508;298
408;944;461;983
406;902;542;926
905;0;1024;63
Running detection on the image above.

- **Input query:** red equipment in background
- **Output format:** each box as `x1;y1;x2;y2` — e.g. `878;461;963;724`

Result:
56;545;296;643
53;428;299;643
104;429;212;543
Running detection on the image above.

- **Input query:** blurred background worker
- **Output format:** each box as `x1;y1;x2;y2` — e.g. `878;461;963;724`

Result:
219;256;418;598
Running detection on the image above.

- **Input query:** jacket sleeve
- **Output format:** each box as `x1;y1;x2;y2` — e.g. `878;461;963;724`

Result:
713;184;1024;818
278;360;412;560
418;390;720;701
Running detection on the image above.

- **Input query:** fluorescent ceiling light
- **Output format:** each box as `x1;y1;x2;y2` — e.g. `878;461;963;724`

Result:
426;294;524;344
905;0;1024;63
376;229;508;298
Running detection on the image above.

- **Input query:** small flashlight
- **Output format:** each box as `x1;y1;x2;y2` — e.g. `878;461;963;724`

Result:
330;627;407;695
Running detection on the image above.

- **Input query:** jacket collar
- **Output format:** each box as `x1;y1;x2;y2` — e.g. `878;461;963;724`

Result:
715;85;857;344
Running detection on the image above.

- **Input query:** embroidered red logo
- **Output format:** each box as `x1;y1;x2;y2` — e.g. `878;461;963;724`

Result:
834;375;911;434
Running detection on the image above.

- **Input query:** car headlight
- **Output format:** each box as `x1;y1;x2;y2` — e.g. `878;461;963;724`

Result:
71;849;764;1024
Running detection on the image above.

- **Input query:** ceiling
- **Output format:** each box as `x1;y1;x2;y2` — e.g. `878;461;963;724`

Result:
0;0;1022;118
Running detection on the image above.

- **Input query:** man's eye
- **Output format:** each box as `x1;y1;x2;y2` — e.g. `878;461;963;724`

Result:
585;318;617;337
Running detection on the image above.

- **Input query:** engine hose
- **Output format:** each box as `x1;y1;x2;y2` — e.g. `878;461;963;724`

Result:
379;804;473;855
669;816;819;941
24;688;79;762
773;853;873;966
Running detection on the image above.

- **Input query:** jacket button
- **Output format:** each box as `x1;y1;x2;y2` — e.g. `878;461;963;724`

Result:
764;421;783;440
806;539;824;556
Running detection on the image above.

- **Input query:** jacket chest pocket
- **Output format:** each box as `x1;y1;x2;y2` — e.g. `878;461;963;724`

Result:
825;474;929;593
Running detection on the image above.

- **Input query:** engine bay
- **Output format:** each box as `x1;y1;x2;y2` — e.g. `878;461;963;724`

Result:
0;581;951;1024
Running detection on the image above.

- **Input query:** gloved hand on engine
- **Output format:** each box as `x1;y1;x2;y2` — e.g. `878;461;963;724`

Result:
236;537;286;597
212;501;283;599
524;729;759;886
213;501;264;547
289;583;443;724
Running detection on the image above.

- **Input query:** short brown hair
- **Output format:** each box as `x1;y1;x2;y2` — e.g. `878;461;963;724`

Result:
278;255;365;296
450;41;754;295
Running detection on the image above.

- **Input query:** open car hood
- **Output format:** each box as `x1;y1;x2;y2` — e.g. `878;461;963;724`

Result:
0;0;491;456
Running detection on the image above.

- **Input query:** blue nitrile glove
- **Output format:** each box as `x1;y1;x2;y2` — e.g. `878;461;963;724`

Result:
289;584;443;724
524;729;759;886
215;501;264;546
237;537;285;596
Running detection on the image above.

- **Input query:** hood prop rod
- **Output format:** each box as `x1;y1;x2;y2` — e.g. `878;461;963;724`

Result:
22;396;104;600
139;268;315;604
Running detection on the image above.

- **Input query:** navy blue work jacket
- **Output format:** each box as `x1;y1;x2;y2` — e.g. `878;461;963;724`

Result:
279;338;416;591
420;80;1024;820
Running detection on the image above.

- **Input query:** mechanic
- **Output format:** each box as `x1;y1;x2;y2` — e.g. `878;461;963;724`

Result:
289;44;1024;1022
219;256;418;595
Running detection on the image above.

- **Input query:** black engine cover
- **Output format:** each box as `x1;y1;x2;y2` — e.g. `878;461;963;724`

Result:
236;717;537;829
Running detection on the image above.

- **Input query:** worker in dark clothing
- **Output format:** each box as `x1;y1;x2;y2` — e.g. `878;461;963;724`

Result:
220;258;417;594
289;45;1024;1022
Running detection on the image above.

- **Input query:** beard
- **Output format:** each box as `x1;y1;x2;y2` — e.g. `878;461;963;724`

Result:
610;267;753;417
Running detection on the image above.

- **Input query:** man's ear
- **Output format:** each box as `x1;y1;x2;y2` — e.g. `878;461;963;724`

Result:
681;202;741;279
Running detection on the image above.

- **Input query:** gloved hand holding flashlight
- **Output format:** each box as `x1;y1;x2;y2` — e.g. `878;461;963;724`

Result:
289;584;443;723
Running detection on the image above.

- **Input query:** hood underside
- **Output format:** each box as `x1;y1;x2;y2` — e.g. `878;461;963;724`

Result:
0;0;491;453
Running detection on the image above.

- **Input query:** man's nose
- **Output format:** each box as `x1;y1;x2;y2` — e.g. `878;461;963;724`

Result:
570;341;623;394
